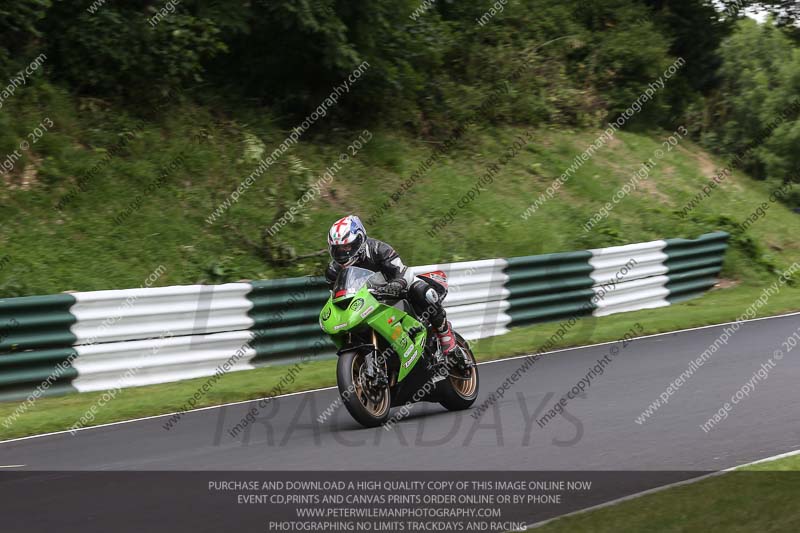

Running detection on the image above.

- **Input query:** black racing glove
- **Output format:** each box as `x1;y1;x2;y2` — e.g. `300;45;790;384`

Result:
375;280;405;298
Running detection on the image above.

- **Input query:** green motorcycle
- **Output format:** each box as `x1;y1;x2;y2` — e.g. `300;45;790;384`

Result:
319;266;479;427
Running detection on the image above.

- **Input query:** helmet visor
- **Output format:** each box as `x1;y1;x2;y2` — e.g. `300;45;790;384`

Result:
331;234;364;265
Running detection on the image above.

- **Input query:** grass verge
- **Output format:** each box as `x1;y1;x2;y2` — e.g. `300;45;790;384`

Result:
0;282;798;441
529;452;800;532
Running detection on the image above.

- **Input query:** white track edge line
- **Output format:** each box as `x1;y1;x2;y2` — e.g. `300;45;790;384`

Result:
1;310;798;446
524;447;800;530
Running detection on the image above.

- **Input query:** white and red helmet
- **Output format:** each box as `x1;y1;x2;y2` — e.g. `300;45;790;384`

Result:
328;215;367;266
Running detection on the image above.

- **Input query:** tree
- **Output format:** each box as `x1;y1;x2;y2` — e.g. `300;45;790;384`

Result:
706;18;800;181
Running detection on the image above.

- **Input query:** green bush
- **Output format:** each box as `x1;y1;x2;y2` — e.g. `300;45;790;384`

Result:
700;18;800;183
42;2;225;100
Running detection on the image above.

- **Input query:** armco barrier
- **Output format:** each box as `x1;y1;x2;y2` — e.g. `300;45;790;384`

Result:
664;232;729;303
0;232;728;401
505;250;595;326
504;232;730;323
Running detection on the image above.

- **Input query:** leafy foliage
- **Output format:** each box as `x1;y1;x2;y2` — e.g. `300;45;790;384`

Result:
0;0;695;131
699;18;800;183
0;0;50;65
41;2;226;100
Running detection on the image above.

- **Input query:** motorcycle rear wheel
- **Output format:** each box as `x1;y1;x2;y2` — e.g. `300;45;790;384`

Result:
438;333;479;411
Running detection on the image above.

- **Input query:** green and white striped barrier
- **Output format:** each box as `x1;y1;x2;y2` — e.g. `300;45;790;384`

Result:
0;278;332;401
0;232;728;401
506;232;729;325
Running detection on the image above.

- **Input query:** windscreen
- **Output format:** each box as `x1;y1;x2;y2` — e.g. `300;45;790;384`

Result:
332;267;378;300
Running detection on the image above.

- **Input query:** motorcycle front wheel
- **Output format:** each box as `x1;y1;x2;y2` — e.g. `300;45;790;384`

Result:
337;349;391;428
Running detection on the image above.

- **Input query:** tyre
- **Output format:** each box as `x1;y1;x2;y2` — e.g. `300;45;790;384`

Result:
438;333;479;411
337;349;391;428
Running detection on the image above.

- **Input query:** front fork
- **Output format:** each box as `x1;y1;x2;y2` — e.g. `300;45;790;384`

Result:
364;330;389;388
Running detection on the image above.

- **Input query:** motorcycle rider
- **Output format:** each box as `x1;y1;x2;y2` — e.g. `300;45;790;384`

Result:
324;215;457;360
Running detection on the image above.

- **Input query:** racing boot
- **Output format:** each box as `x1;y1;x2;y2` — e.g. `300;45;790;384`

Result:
434;319;457;362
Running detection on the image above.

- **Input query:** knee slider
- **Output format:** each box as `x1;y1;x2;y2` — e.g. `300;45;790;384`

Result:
424;287;439;304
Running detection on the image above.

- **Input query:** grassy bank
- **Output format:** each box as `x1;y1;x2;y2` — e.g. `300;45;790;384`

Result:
1;85;799;296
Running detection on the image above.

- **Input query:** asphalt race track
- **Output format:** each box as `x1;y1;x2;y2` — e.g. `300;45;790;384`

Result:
4;313;800;471
1;314;799;531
